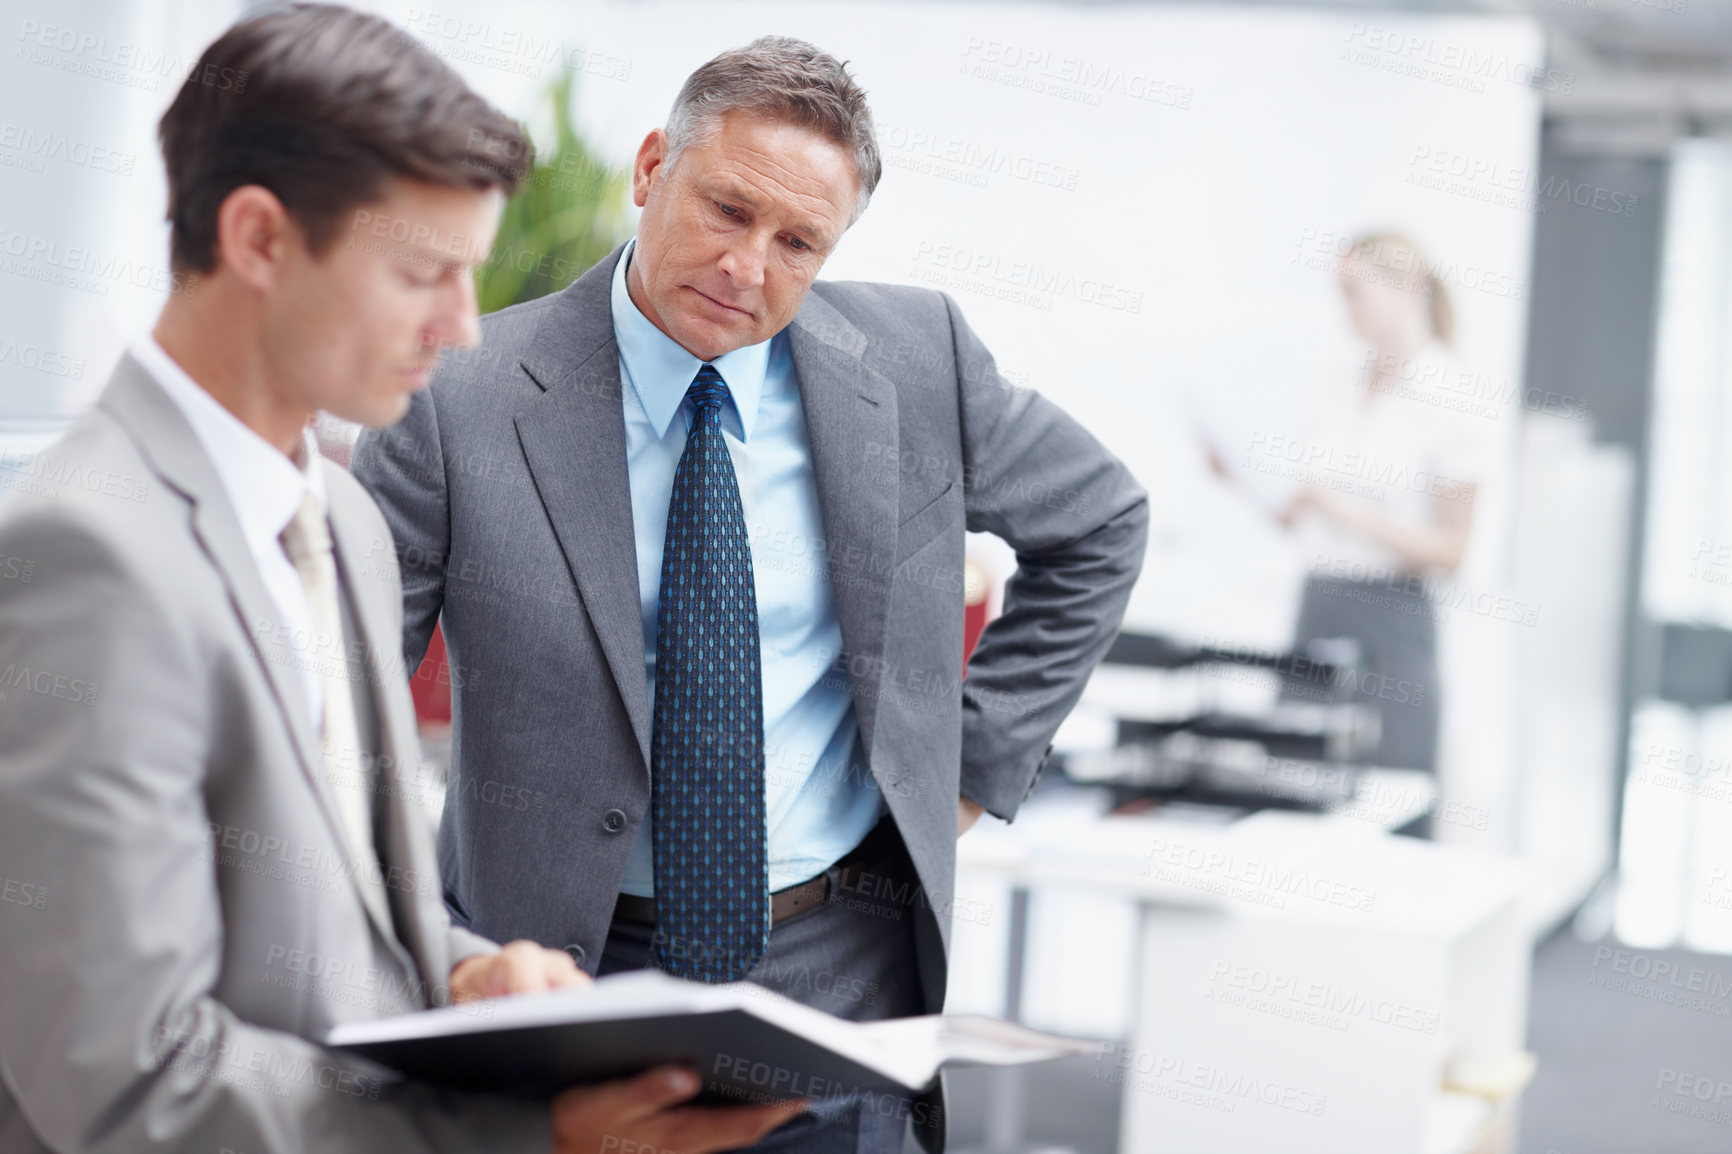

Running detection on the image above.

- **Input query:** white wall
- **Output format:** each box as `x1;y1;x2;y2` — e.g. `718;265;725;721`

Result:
411;0;1546;647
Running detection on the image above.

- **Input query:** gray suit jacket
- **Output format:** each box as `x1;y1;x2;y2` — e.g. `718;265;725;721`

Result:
0;358;547;1152
351;244;1148;1015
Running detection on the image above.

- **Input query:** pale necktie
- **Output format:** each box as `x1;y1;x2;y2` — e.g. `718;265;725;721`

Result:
280;492;375;868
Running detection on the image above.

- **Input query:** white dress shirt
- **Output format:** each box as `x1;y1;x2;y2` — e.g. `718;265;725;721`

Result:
1291;341;1491;577
129;335;329;728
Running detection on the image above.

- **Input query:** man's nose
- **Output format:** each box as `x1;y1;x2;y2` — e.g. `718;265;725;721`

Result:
716;233;768;290
428;271;482;351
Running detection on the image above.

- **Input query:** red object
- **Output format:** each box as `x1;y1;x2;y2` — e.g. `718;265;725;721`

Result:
962;560;991;671
410;620;453;724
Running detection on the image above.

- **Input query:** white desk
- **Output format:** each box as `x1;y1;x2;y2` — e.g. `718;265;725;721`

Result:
950;789;1530;1154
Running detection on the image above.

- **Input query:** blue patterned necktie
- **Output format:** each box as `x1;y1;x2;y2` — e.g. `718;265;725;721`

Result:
651;363;768;982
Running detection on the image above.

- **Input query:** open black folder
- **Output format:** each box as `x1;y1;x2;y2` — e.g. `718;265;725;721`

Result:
327;970;1100;1103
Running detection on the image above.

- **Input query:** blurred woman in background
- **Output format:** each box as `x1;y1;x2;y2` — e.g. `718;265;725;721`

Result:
1284;231;1494;772
1214;232;1492;773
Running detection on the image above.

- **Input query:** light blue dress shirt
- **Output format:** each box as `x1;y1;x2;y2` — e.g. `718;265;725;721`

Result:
611;239;885;897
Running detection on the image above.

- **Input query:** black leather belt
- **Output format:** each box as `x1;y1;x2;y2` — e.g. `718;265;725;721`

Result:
611;817;893;930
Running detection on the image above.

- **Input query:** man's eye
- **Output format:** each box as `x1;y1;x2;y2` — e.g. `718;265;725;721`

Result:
715;202;739;217
787;236;809;252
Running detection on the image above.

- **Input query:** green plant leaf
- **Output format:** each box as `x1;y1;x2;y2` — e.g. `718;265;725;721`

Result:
475;67;632;315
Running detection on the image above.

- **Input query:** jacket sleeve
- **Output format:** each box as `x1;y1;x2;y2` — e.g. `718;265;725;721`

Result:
0;511;548;1154
943;292;1150;820
447;926;504;970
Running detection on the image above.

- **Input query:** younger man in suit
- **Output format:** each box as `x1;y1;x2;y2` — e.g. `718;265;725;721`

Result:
0;6;803;1152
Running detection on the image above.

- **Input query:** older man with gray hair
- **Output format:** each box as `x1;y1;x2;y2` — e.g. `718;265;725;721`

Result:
353;34;1147;1152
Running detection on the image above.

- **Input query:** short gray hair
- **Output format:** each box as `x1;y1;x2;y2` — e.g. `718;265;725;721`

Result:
665;36;881;227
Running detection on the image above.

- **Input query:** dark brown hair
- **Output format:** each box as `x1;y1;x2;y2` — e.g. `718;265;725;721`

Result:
158;3;531;272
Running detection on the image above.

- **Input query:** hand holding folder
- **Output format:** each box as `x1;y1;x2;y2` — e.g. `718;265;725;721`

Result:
330;969;1100;1106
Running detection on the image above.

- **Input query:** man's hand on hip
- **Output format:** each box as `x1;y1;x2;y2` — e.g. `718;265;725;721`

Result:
449;939;589;1002
958;796;985;837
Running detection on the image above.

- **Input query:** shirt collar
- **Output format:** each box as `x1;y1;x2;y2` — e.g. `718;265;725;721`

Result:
130;334;324;556
609;237;771;441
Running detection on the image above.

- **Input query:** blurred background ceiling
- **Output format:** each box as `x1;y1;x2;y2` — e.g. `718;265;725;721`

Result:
1052;0;1732;152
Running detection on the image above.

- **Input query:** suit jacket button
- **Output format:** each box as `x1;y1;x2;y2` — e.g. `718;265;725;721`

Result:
602;808;628;833
564;943;587;966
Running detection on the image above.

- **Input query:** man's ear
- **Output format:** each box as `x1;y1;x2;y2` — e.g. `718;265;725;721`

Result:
633;128;670;209
213;184;295;291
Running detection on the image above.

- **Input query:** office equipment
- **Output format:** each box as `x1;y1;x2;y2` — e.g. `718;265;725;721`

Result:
1063;629;1385;813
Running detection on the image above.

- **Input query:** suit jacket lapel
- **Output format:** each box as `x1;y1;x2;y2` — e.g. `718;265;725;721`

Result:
788;292;900;756
101;362;336;804
507;252;903;769
100;360;414;959
513;245;653;772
